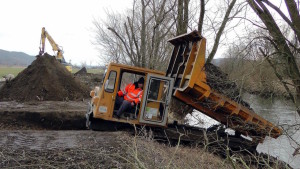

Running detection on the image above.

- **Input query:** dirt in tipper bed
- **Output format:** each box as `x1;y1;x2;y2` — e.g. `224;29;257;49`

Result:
0;54;90;101
205;63;251;109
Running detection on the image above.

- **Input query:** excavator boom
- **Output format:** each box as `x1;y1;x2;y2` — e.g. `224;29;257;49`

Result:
40;27;63;59
39;27;71;72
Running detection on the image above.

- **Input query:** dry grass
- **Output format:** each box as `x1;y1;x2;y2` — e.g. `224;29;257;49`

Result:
219;58;294;98
120;135;235;169
0;130;290;169
0;131;235;169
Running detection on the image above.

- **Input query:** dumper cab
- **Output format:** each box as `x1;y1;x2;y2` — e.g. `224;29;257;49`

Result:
86;63;174;129
87;30;282;142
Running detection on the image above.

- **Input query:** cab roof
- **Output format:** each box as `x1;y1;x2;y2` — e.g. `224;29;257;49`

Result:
108;62;165;76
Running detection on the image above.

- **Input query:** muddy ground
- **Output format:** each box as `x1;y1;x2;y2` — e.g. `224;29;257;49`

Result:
0;101;134;168
0;130;129;168
0;81;4;89
0;101;88;130
0;129;244;169
0;101;237;168
0;100;290;168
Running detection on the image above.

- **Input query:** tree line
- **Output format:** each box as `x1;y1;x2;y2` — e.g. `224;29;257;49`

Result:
93;0;300;117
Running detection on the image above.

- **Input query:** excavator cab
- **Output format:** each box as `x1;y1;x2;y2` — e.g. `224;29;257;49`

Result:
86;63;174;129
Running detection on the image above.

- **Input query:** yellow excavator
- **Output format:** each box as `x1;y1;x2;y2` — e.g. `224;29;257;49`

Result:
39;27;72;72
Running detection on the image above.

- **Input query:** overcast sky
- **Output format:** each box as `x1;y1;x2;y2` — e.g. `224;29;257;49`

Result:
0;0;291;67
0;0;132;66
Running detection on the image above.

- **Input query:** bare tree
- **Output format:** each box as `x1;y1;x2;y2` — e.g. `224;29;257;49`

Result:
219;26;295;99
206;0;238;63
197;0;205;34
246;0;300;116
93;0;176;71
177;0;190;35
186;0;246;63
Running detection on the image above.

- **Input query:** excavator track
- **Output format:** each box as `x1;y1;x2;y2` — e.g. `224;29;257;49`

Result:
88;117;257;155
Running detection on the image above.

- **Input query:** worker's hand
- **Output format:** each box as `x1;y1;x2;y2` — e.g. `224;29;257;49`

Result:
131;102;135;106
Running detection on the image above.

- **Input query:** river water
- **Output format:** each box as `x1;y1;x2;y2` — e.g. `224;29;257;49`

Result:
245;93;300;169
186;93;300;168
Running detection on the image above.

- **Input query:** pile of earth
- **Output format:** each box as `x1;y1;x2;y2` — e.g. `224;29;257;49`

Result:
74;67;87;75
73;67;103;90
0;54;89;101
205;63;251;108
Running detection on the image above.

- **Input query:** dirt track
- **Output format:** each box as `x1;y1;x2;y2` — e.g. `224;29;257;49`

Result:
0;130;132;168
0;101;290;168
0;100;139;168
0;101;88;130
0;130;122;150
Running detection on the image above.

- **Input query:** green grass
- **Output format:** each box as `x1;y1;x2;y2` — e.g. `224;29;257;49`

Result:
0;67;26;77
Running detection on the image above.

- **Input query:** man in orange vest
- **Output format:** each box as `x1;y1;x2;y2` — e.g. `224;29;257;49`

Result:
114;77;144;119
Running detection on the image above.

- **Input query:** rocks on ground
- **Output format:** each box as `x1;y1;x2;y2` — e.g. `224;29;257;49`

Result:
2;74;14;81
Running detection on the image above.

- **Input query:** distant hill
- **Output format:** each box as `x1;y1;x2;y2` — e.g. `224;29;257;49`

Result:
0;49;35;66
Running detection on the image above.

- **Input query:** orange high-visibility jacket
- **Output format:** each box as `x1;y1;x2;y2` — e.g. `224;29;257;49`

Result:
117;83;143;104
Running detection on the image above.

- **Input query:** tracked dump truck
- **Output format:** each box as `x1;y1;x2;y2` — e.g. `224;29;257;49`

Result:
86;31;282;147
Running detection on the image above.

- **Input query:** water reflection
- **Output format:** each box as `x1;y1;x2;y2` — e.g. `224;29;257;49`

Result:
185;93;300;168
243;93;300;169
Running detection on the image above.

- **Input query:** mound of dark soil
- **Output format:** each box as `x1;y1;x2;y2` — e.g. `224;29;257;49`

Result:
74;67;87;75
205;63;251;108
74;72;103;90
0;54;89;101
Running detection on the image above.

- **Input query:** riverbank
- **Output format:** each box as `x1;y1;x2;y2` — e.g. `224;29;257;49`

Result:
243;93;300;169
218;58;295;99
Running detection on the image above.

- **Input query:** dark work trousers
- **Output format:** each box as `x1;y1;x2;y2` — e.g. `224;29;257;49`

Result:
115;96;133;117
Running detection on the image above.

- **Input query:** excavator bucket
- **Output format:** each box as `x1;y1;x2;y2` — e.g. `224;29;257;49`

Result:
166;30;282;141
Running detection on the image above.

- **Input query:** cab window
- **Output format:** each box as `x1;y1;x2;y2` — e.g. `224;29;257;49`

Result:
143;78;169;122
105;71;117;92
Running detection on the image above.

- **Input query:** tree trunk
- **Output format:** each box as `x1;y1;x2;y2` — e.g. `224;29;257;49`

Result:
198;0;205;35
206;0;237;64
177;0;189;35
247;0;300;116
140;0;147;68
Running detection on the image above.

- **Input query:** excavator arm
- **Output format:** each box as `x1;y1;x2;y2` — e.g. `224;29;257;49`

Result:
39;27;71;72
39;27;65;62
